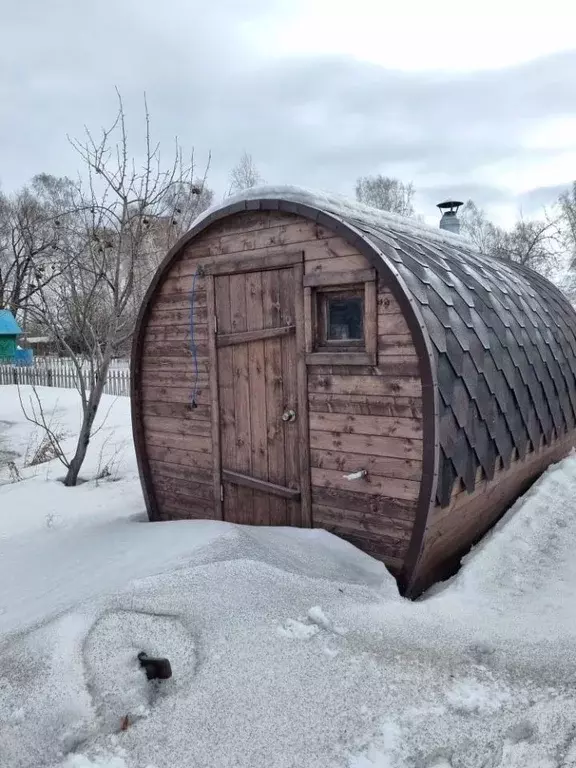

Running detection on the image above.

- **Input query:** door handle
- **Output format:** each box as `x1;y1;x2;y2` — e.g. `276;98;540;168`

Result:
282;409;296;423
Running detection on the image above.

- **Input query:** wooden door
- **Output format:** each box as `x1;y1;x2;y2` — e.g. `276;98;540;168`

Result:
213;263;309;527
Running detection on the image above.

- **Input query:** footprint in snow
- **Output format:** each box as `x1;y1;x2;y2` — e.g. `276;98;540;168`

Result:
277;606;347;640
277;619;321;639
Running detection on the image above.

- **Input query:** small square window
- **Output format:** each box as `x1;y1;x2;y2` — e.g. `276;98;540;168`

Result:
317;287;365;349
303;270;377;366
326;294;364;340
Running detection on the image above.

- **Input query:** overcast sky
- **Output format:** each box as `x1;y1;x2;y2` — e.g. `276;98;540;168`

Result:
2;0;576;226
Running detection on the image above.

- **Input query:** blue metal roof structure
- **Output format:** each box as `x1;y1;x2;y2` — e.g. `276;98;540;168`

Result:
0;309;22;336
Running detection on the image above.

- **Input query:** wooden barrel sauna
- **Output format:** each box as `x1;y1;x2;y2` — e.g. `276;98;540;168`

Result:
131;187;576;596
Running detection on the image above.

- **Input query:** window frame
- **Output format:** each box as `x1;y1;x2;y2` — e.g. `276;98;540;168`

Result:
304;268;377;366
317;285;366;349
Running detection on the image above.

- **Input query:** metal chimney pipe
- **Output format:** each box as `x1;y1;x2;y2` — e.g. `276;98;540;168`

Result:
437;200;463;234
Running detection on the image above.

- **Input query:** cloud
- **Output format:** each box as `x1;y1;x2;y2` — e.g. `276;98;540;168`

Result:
518;184;571;213
1;0;575;225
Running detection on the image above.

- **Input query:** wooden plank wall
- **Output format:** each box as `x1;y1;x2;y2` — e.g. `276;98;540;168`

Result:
136;211;425;574
304;249;423;574
409;432;575;594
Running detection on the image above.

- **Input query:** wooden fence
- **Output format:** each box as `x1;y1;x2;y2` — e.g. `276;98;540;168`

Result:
0;360;130;397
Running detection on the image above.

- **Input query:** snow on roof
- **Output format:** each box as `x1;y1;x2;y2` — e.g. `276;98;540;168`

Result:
194;184;475;251
0;309;22;336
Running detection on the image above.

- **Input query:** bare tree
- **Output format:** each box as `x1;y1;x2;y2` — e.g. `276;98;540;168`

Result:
355;175;415;216
30;92;209;486
162;178;214;234
460;199;556;274
459;200;502;254
496;218;556;273
126;174;214;316
550;182;576;303
0;179;74;323
557;182;576;265
228;151;263;194
16;385;69;469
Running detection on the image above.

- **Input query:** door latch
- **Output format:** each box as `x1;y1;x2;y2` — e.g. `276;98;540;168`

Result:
282;409;297;423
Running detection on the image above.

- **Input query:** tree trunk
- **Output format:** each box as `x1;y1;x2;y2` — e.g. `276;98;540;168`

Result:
63;352;112;486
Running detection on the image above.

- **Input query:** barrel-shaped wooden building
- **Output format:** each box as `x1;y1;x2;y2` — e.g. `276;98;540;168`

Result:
131;187;576;596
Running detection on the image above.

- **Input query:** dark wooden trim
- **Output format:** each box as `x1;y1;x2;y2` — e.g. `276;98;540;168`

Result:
205;249;304;276
217;325;295;347
364;278;378;364
305;352;375;366
222;469;300;500
304;287;314;353
130;287;161;523
303;268;375;287
294;262;312;527
206;275;223;520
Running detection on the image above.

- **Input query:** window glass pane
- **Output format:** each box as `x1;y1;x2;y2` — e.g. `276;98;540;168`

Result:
327;296;363;340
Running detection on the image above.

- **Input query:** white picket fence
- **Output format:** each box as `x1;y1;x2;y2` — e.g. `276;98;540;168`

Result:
0;359;131;396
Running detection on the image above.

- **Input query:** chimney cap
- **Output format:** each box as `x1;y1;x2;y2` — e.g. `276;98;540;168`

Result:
437;200;463;212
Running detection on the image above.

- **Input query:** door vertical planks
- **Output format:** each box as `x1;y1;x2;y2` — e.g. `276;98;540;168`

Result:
262;268;288;524
229;273;253;522
215;275;238;521
206;275;222;519
280;266;301;526
215;264;303;528
293;263;312;527
245;270;270;525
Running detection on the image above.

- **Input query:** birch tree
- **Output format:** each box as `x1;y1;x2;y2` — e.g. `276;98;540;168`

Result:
0;179;74;322
355;175;415;216
228;151;263;194
557;182;576;266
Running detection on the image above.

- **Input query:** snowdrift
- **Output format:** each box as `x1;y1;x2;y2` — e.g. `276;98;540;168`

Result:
2;387;576;768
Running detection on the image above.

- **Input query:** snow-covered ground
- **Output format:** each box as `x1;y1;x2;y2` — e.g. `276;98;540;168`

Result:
2;386;576;768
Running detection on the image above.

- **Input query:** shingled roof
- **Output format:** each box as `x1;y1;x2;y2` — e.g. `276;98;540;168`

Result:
194;187;576;507
358;223;576;506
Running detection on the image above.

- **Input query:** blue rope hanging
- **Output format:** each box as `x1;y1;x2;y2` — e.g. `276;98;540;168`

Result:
189;268;200;409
